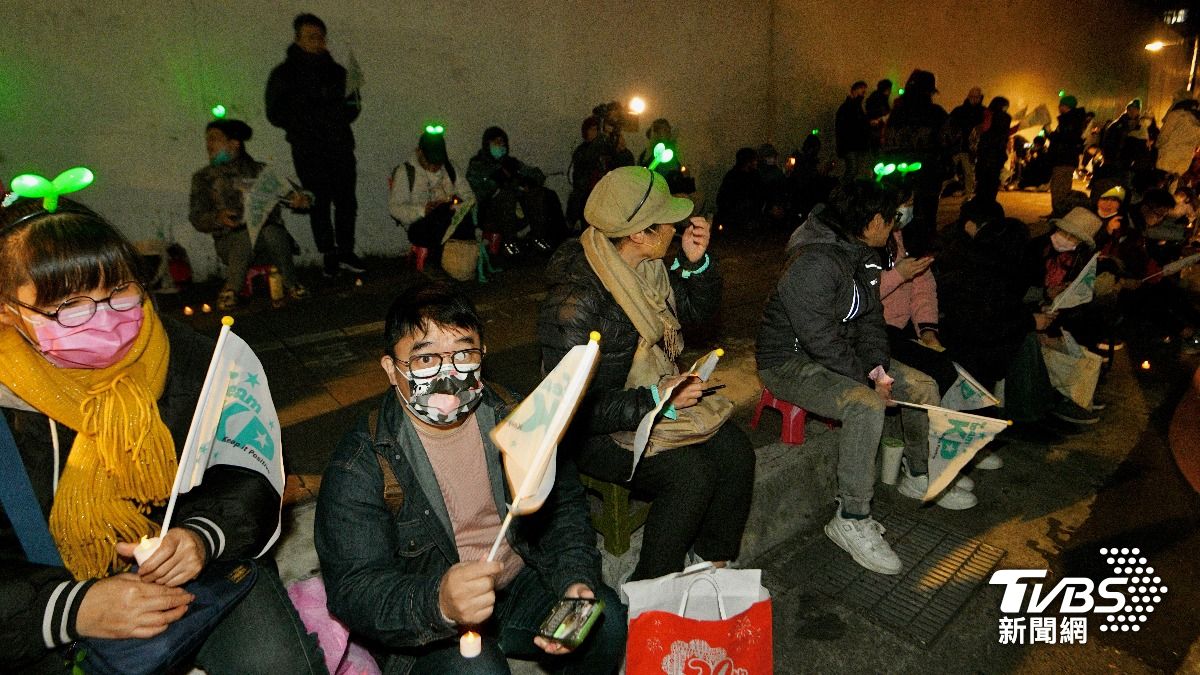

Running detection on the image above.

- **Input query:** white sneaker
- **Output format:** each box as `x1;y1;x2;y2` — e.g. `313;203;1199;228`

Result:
975;453;1003;470
824;508;902;575
902;457;973;490
898;471;978;510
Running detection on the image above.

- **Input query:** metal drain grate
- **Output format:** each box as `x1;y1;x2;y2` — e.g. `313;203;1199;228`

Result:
814;511;1006;644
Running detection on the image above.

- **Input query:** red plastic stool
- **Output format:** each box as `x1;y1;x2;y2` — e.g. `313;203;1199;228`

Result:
749;388;825;445
410;245;430;272
482;232;502;255
241;264;273;297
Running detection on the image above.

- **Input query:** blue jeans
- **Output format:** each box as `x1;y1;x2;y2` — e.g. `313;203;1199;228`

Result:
408;568;626;674
195;562;326;674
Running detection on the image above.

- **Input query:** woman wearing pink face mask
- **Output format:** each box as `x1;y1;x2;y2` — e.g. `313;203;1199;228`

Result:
0;197;322;673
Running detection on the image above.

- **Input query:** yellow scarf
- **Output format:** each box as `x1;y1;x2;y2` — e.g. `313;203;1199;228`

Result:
0;300;174;580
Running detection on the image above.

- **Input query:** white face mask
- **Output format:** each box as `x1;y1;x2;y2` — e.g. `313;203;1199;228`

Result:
896;205;914;229
1051;230;1078;252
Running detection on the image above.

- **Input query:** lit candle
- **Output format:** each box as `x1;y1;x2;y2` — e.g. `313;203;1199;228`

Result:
133;535;161;566
355;277;364;287
459;631;481;658
201;303;212;313
183;306;194;316
1141;360;1151;370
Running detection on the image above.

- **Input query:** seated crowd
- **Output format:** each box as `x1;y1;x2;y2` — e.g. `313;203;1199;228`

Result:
4;18;1200;675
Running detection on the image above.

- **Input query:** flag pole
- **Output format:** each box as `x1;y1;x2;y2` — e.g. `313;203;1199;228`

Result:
892;400;1013;426
159;317;236;536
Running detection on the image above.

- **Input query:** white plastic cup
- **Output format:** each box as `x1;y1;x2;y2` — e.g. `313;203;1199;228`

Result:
879;437;905;485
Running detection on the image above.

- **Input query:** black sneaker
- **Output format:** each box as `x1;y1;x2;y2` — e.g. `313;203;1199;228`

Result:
502;241;522;257
339;252;367;273
322;253;340;277
1050;398;1100;425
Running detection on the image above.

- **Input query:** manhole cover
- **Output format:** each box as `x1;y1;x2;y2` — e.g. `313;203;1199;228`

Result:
814;511;1006;644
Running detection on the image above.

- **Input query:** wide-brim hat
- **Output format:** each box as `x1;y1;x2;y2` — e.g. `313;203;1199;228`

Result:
584;166;694;238
1051;206;1102;247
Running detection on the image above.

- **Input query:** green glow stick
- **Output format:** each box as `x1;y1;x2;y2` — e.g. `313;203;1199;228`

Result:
211;104;227;119
425;124;445;135
11;167;95;212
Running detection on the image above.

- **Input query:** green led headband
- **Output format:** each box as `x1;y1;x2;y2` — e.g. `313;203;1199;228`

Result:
424;124;445;135
647;142;674;171
873;161;922;182
10;167;95;212
211;104;227;119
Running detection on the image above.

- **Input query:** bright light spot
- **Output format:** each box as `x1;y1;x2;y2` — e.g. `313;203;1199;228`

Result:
211;104;227;118
811;128;820;135
425;124;445;134
1141;360;1151;370
183;306;194;316
680;165;687;172
201;303;212;314
897;88;905;95
629;97;647;115
1145;40;1167;52
1058;90;1065;98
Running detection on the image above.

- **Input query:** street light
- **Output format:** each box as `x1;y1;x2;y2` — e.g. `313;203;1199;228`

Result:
1145;36;1200;92
629;97;647;115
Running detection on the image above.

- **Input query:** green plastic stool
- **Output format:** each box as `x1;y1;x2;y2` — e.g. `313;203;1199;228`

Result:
579;474;649;555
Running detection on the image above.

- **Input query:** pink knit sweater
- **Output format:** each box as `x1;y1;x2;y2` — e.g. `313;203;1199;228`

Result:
879;230;939;335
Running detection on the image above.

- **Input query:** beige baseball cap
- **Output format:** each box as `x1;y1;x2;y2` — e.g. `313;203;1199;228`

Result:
584;166;694;238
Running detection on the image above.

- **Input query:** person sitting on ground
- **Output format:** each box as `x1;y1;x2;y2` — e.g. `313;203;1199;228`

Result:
787;133;837;220
389;128;475;254
538;166;755;582
875;191;958;397
757;143;789;227
466;126;564;256
0;197;320;673
1023;207;1110;353
1156;91;1200;187
1017;135;1053;190
715;147;767;230
189;119;311;311
315;281;625;674
758;181;976;577
936;203;1099;433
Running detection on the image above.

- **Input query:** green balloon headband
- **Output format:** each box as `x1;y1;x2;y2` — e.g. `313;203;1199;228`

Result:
873;161;922;182
9;167;95;212
647;142;674;171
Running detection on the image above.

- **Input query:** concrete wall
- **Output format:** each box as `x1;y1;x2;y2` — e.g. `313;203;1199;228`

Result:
1;1;771;278
770;0;1159;157
2;1;1165;278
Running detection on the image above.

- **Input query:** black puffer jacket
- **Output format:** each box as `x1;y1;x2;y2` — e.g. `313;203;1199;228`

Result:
1049;107;1088;167
265;44;359;151
0;317;280;669
756;209;889;383
538;239;722;436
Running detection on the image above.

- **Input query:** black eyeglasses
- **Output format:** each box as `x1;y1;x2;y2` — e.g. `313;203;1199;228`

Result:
8;281;145;328
394;348;483;380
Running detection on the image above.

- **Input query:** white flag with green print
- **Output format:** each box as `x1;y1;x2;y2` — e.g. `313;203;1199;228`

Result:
166;323;285;555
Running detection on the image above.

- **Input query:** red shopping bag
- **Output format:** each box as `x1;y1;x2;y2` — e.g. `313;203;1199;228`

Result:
627;574;773;674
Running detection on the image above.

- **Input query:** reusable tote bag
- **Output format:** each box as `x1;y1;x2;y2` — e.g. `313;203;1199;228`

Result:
624;564;773;674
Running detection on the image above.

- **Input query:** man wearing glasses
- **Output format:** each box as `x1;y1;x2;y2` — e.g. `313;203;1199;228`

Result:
315;281;625;674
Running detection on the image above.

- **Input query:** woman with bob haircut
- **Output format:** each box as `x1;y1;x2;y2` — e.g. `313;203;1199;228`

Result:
0;196;323;673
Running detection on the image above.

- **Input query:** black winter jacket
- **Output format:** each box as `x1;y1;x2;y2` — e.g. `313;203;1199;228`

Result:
1049;107;1088;167
0;317;280;670
935;219;1036;382
756;210;889;383
265;44;359;151
835;96;871;156
537;239;722;436
314;387;599;674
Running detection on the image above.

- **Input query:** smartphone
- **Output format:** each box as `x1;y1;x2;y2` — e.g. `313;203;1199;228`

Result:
537;597;605;649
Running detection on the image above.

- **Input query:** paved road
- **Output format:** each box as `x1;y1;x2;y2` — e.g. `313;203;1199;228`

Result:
161;188;1200;672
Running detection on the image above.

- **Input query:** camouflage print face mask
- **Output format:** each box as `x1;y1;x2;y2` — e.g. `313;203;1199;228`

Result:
395;363;485;426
